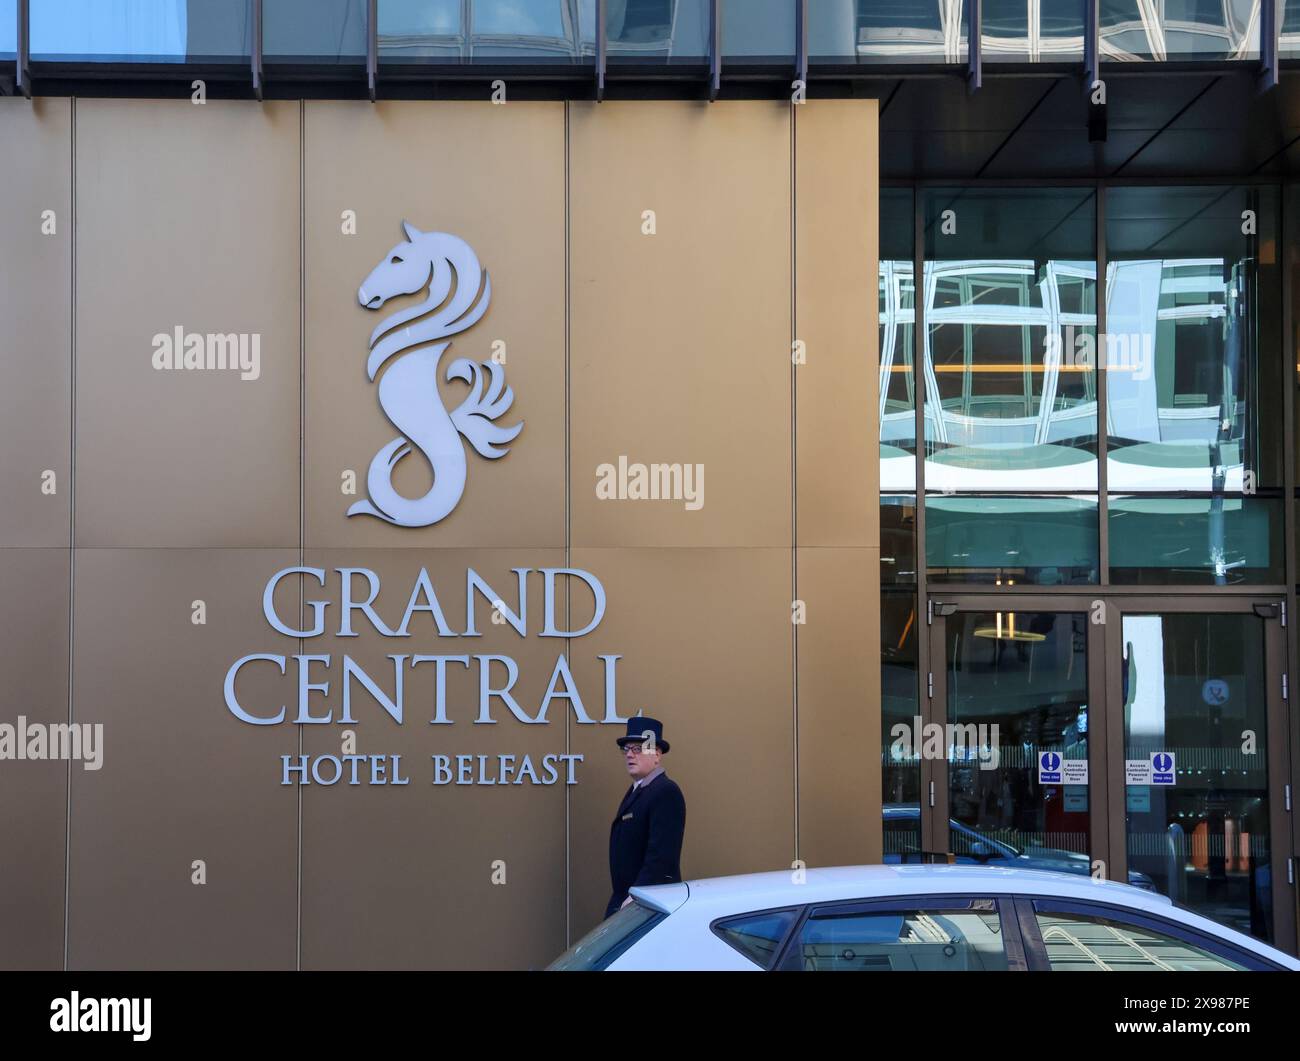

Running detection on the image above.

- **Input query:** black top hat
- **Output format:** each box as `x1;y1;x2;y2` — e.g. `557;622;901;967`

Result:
616;715;670;754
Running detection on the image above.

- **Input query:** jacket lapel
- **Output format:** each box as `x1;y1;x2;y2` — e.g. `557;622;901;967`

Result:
616;772;663;821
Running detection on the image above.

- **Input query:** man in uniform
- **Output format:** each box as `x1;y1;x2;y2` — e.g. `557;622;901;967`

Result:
605;716;687;918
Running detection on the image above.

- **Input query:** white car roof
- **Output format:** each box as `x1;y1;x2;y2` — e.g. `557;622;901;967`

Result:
629;863;1299;966
637;864;1165;913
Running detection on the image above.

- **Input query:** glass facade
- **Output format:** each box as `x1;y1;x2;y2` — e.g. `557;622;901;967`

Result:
601;0;709;62
1109;495;1285;584
1102;0;1260;61
985;0;1086;61
379;0;591;61
15;0;1278;66
1122;612;1274;940
876;183;1285;588
880;186;917;588
1107;185;1282;585
721;0;793;61
375;0;793;64
0;0;14;60
924;187;1099;585
266;0;364;63
806;0;1266;65
880;187;921;863
30;0;251;62
1285;0;1300;55
880;180;1294;948
811;0;970;64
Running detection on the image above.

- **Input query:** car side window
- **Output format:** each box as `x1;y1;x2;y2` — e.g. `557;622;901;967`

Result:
787;902;1009;971
713;908;800;969
1032;909;1248;971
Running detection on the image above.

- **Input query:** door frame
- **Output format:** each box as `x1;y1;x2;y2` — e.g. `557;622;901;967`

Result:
1104;594;1295;954
925;590;1296;955
924;594;1109;877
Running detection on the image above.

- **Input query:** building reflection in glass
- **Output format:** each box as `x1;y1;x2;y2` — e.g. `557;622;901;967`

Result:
1107;186;1281;584
810;0;1263;64
896;185;1281;585
1107;257;1248;493
920;187;1099;584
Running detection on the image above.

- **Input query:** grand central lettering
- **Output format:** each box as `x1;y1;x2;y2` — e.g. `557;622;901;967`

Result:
222;567;628;787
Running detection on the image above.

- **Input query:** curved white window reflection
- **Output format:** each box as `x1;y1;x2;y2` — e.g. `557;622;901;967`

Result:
895;255;1256;495
812;0;1261;63
982;0;1087;61
992;0;1260;63
917;258;1099;493
848;0;969;62
380;0;587;59
1101;0;1260;61
1106;258;1247;492
880;259;917;491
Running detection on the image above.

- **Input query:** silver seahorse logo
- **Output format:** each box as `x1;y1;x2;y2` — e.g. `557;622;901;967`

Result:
349;222;522;527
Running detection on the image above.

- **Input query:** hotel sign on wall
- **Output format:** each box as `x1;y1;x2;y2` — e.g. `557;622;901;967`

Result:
222;225;629;786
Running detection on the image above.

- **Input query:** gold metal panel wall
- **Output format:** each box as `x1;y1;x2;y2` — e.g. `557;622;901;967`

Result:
73;100;300;549
0;99;71;547
296;551;567;970
569;100;793;549
795;547;881;866
67;549;298;969
794;100;881;866
795;100;880;548
2;96;882;969
302;102;566;551
0;549;69;968
569;547;795;933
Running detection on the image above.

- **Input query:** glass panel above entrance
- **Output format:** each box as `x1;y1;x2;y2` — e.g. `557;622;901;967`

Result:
922;188;1099;586
923;188;1098;494
927;495;1099;585
1104;186;1282;495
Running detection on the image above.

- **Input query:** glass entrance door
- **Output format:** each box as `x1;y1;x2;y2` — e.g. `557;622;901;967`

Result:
925;594;1295;952
1108;601;1294;947
925;598;1108;887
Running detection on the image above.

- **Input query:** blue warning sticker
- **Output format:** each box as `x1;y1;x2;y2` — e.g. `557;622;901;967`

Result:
1151;752;1176;786
1038;751;1062;785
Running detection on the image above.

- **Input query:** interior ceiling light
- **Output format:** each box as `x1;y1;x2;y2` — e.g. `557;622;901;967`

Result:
973;612;1046;642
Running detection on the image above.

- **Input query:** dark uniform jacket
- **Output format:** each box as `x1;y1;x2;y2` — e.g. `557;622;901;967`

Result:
605;771;687;918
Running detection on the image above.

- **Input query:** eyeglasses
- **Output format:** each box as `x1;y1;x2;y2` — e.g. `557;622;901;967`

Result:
619;743;658;756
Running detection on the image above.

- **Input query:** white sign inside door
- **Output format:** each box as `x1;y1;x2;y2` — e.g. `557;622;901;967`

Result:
1061;760;1089;785
1125;759;1153;785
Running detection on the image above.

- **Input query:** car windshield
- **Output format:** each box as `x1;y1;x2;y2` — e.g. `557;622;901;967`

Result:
546;902;663;971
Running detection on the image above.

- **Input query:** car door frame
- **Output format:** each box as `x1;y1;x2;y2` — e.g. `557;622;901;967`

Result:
768;894;1029;971
1013;895;1289;971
